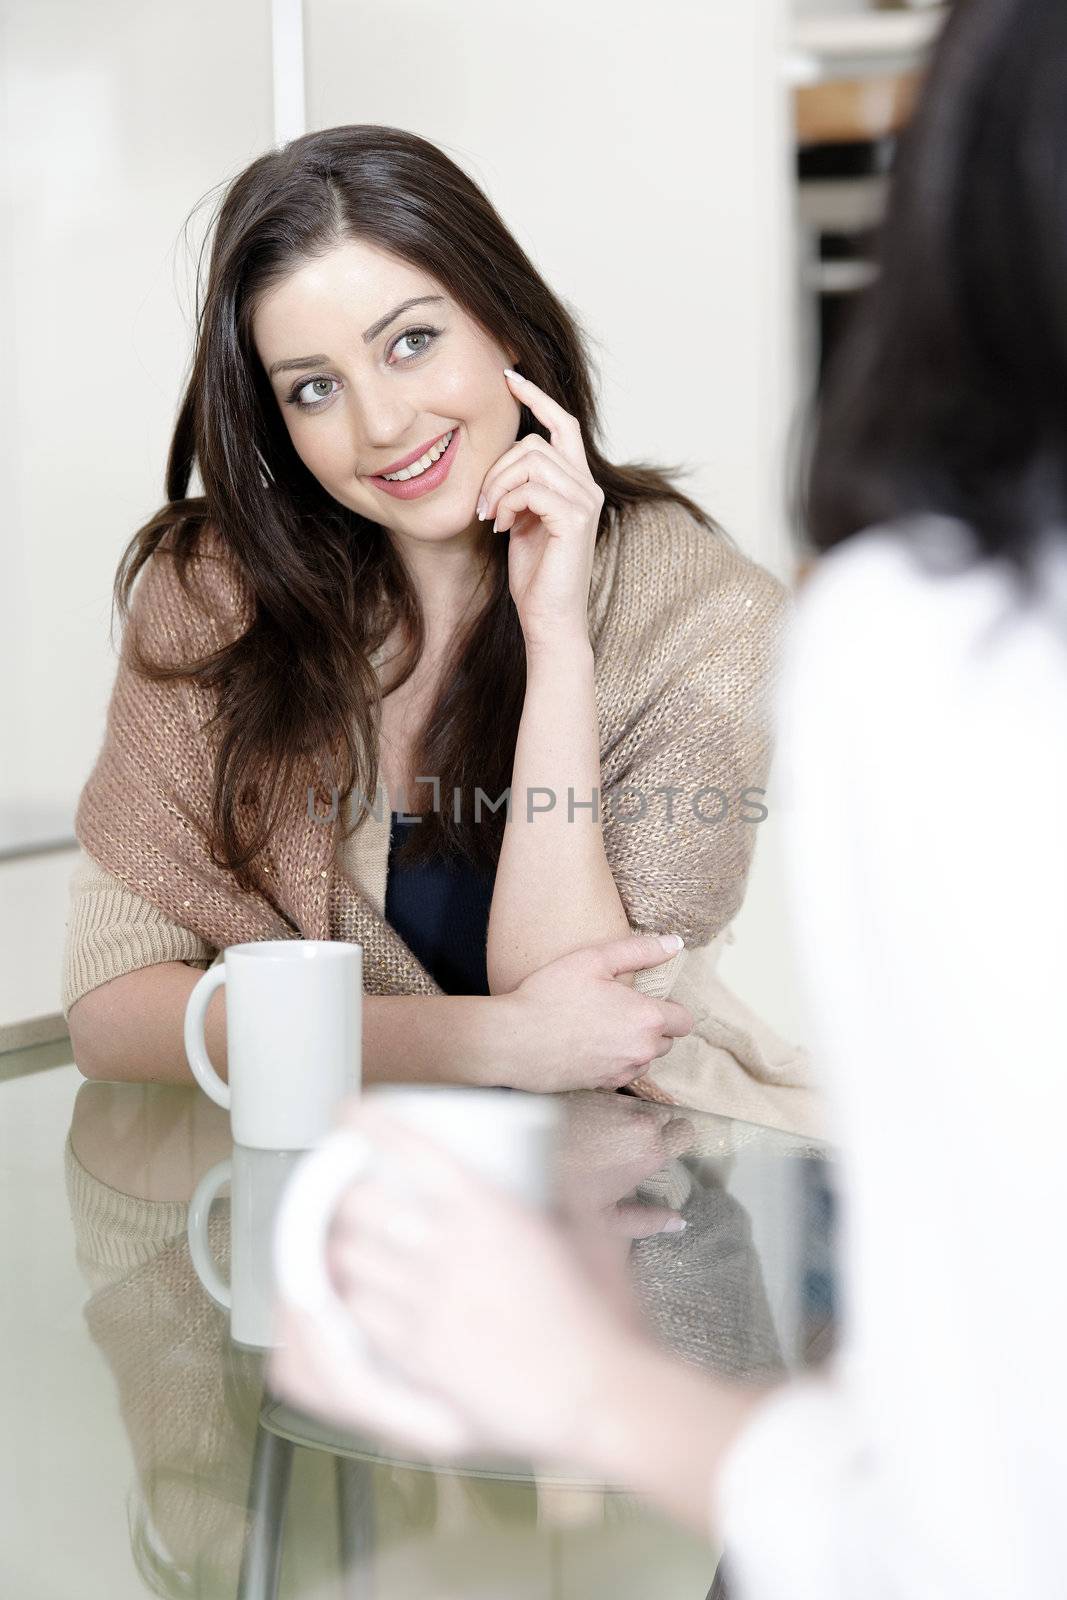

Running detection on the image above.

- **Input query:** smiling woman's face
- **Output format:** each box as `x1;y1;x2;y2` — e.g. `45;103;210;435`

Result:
252;237;521;547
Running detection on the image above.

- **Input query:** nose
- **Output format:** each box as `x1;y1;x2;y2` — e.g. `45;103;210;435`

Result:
344;373;420;468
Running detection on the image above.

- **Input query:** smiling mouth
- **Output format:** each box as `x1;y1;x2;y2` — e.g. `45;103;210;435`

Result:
372;429;455;482
368;427;461;499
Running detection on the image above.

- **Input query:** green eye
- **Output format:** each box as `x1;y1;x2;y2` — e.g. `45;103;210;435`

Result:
290;376;340;409
388;325;442;363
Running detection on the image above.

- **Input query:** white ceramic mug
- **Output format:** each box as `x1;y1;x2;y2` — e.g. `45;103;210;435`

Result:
272;1085;561;1358
188;1146;303;1348
184;940;362;1149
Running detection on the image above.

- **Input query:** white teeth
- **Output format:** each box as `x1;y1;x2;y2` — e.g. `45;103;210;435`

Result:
382;429;454;481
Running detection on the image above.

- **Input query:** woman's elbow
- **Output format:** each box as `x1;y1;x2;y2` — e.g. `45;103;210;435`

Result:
67;998;103;1079
67;986;133;1080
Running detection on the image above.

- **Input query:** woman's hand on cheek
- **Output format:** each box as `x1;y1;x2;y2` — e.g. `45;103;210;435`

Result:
477;368;605;655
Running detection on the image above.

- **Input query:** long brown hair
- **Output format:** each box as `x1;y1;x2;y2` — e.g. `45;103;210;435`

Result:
115;124;725;889
805;0;1067;595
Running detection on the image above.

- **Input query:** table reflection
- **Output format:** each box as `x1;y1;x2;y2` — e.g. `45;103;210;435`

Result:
59;1075;834;1598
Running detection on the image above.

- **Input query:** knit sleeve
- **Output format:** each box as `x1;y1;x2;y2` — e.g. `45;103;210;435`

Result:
598;509;789;952
62;846;217;1021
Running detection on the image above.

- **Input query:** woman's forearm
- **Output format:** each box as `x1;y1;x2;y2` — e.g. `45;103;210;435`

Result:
69;962;229;1086
487;636;632;993
69;963;507;1088
361;992;506;1086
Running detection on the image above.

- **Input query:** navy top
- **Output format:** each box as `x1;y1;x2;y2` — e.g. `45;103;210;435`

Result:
384;812;496;995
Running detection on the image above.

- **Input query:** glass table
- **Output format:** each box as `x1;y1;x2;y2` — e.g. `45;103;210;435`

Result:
0;1036;836;1600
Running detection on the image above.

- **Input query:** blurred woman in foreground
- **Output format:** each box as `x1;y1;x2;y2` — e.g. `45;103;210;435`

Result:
271;1;1067;1594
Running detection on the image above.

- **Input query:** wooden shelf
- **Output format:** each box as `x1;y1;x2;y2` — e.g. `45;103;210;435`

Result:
796;70;922;146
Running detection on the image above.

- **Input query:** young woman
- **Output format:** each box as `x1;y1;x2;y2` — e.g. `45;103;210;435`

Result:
64;125;810;1127
270;3;1067;1595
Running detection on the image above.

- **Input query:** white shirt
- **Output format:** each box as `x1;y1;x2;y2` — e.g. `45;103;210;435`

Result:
715;518;1067;1600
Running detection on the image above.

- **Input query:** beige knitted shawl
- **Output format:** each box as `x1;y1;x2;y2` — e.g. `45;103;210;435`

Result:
74;496;820;1128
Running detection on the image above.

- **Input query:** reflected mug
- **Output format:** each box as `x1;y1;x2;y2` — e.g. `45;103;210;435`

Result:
184;940;362;1149
188;1145;302;1349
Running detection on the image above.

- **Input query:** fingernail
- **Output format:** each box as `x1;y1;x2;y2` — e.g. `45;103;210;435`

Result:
477;496;488;520
503;367;522;380
661;1216;687;1233
659;933;684;952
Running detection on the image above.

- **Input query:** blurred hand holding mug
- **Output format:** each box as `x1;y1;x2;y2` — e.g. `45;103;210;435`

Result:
270;1086;567;1454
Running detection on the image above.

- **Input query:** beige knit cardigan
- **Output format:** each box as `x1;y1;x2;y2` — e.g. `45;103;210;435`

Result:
65;496;822;1137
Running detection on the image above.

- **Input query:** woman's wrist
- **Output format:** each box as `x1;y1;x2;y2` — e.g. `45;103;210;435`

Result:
475;991;534;1088
522;629;593;672
442;991;552;1090
566;1335;779;1538
362;993;506;1087
359;991;544;1092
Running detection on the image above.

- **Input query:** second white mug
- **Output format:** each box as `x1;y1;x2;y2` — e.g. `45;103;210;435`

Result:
271;1085;561;1360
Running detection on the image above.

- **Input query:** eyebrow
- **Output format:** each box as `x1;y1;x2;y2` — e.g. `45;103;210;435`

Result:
267;295;446;379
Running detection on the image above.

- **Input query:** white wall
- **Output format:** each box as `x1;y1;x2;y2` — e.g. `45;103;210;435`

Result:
0;0;276;856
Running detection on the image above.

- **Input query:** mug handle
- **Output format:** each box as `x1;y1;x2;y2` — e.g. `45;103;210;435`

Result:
272;1127;372;1357
188;1159;232;1311
184;964;230;1110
